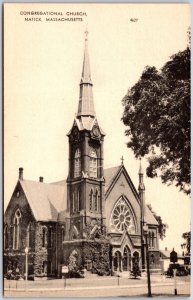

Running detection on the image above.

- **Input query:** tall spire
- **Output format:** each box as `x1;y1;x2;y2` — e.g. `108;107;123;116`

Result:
77;30;96;118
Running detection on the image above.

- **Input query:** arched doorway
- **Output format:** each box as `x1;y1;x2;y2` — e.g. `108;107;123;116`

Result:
122;246;131;271
114;251;121;272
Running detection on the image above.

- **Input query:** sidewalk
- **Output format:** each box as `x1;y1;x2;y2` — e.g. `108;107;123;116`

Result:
4;282;190;292
4;274;190;292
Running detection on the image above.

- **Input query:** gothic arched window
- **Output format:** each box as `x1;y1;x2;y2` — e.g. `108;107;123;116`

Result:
77;190;80;212
26;222;33;248
13;209;21;250
89;148;97;178
152;232;155;248
89;189;94;211
61;225;66;242
110;198;135;234
4;225;9;250
94;190;99;212
74;148;81;178
48;227;52;248
123;246;131;271
114;251;121;272
42;227;47;247
72;192;75;212
148;231;155;249
148;232;152;248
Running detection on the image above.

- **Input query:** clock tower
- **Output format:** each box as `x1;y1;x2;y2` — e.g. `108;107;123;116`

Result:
66;31;106;240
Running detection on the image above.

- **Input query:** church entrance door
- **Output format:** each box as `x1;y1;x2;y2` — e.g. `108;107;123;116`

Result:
114;251;121;272
123;246;131;271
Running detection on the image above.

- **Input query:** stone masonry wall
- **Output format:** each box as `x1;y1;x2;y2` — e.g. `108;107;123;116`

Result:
34;222;58;277
4;182;36;275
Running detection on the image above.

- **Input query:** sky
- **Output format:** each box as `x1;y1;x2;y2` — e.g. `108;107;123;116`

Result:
4;3;191;253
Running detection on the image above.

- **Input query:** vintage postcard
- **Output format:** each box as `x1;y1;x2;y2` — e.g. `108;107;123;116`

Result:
3;3;191;297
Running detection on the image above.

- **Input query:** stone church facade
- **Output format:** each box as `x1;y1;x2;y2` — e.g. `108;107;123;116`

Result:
4;33;161;279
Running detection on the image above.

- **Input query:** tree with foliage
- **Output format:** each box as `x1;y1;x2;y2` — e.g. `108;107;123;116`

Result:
68;250;84;278
130;260;141;279
181;231;191;256
147;204;168;240
122;44;190;194
68;250;78;274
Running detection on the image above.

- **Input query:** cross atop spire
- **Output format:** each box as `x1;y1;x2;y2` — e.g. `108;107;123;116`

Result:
121;156;124;165
77;30;95;118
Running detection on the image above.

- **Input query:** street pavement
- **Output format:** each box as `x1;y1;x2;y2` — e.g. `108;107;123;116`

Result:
4;274;191;298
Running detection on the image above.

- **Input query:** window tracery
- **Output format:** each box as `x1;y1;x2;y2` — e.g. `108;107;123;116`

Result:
13;209;21;250
110;198;135;234
89;148;97;178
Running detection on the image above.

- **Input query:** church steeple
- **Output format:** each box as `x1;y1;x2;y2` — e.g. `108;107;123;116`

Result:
67;31;105;239
77;30;95;118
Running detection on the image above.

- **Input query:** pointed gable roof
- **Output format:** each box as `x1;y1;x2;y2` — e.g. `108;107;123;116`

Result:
19;179;67;222
104;164;140;204
7;163;158;226
104;166;121;193
104;165;158;226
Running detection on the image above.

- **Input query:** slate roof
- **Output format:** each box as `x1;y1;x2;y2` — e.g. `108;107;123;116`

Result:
17;165;158;226
144;205;159;225
67;117;105;135
104;165;121;192
20;179;66;222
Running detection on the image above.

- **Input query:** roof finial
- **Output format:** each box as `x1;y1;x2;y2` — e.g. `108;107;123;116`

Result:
121;156;124;165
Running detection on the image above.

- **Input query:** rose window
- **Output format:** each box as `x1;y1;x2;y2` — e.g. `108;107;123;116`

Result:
110;199;135;233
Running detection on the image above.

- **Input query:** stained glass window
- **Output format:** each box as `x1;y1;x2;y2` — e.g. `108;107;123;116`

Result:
89;148;97;178
110;198;135;233
13;209;21;250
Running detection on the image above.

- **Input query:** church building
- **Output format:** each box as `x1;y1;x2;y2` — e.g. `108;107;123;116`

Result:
4;33;161;279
